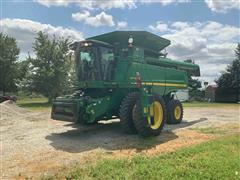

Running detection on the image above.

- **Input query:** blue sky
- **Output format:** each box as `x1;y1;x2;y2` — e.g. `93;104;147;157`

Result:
2;1;239;36
1;0;240;84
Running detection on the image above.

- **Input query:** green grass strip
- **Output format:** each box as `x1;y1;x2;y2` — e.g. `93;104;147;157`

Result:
61;135;240;180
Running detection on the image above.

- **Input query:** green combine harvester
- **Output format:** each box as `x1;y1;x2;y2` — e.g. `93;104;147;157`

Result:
51;31;200;137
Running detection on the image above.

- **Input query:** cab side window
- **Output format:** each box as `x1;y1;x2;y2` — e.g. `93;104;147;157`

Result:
101;48;114;61
99;47;115;81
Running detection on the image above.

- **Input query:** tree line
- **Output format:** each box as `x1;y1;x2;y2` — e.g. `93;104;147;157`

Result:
188;44;240;102
0;31;239;102
0;31;75;102
214;44;240;102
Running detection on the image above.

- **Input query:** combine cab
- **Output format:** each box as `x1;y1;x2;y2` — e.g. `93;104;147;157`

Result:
51;31;200;137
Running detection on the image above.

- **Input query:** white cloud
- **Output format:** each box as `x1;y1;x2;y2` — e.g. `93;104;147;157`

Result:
35;0;239;13
0;18;83;59
117;21;128;29
172;21;189;29
141;0;190;6
71;11;90;22
207;43;237;57
35;0;188;8
35;0;69;7
204;0;240;13
149;21;169;32
35;0;190;10
72;11;115;27
35;0;136;10
80;0;136;10
201;22;239;42
148;21;239;84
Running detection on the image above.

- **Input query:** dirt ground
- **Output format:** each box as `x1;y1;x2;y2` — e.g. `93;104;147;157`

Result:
1;101;239;179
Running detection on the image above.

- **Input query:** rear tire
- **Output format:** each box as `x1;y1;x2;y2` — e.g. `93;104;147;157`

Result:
166;99;183;124
132;94;166;137
119;92;139;134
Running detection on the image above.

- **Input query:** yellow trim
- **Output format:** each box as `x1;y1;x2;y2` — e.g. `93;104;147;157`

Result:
174;106;181;120
143;82;187;87
147;101;163;130
144;107;148;113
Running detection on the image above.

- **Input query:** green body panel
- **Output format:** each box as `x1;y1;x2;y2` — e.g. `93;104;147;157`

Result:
51;31;200;124
85;96;112;122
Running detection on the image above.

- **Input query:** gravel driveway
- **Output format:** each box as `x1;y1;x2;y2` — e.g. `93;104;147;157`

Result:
1;101;239;179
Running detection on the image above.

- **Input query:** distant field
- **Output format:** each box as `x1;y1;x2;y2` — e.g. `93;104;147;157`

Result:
15;97;239;111
16;97;51;111
48;134;240;180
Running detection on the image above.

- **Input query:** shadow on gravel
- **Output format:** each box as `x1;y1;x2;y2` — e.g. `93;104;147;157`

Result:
46;118;207;153
46;121;178;153
164;118;208;131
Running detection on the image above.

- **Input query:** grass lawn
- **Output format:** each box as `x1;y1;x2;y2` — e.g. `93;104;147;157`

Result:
182;101;239;108
190;124;240;135
47;134;240;180
16;97;51;111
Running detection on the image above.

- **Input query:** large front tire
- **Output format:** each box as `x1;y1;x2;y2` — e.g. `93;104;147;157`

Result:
132;94;166;137
166;99;183;124
119;92;139;134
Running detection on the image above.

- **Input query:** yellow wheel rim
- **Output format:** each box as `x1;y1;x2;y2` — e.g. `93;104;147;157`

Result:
148;101;163;129
174;106;181;120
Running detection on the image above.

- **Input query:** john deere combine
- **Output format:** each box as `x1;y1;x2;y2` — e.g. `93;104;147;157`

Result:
51;31;200;137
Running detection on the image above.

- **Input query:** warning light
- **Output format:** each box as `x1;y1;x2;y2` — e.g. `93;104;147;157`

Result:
135;72;142;88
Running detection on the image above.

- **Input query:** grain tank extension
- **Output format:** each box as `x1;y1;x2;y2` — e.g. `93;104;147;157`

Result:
51;31;200;137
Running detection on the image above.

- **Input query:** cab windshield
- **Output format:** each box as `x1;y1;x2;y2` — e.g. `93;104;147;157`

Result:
76;45;114;81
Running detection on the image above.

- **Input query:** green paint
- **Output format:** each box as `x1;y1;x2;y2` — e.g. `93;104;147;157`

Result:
51;31;200;124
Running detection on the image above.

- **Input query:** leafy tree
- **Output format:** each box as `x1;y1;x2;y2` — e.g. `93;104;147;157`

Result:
188;77;202;91
188;77;203;101
183;59;202;100
30;31;71;102
16;56;32;93
235;43;240;60
0;33;20;95
215;43;240;92
67;51;77;91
